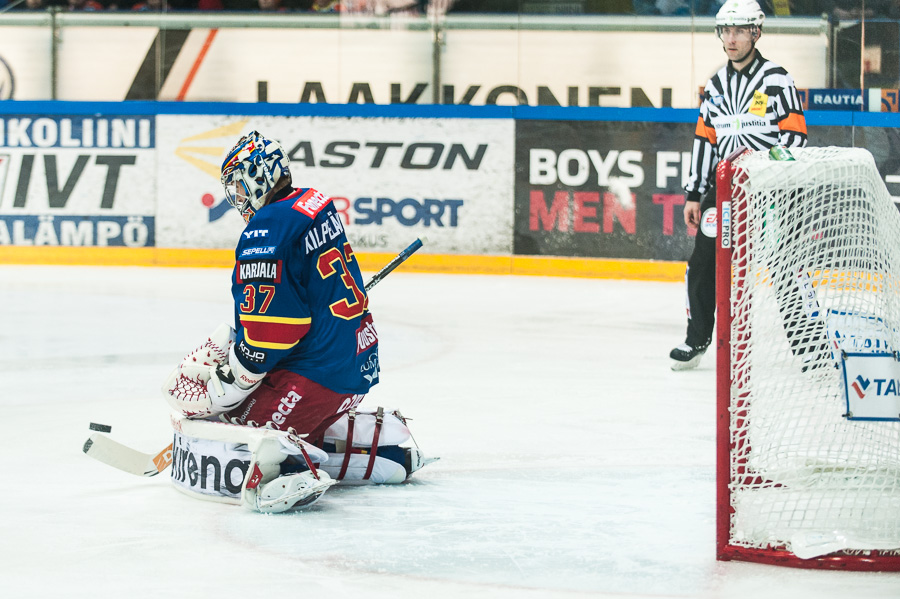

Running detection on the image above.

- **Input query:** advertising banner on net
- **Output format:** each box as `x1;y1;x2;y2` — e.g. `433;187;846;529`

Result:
156;114;514;254
0;115;157;248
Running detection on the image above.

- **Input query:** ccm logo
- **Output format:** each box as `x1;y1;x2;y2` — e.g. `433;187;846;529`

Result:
271;391;301;428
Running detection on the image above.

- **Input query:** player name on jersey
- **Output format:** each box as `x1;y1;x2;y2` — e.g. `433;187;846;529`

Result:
304;211;346;254
236;259;282;283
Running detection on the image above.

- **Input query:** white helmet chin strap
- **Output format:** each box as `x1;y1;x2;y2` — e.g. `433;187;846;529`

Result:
732;45;756;66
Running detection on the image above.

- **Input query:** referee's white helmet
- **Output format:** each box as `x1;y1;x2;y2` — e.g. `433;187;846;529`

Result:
715;0;765;28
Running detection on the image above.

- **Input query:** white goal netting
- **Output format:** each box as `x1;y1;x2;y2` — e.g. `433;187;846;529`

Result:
723;146;900;560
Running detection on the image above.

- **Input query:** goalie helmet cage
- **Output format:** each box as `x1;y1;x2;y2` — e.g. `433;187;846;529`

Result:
715;146;900;571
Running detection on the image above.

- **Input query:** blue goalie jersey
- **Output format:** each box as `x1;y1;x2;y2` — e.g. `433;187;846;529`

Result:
230;187;379;395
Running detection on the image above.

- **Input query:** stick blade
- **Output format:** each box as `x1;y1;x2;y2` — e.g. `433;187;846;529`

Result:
83;433;172;477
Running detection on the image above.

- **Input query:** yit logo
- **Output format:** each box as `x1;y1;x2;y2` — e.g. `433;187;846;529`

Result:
852;375;871;399
0;55;14;100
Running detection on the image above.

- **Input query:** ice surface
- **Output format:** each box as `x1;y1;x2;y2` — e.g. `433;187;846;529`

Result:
2;265;899;598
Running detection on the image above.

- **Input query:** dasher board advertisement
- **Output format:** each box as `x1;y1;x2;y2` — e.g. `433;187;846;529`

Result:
0;114;156;247
155;114;514;254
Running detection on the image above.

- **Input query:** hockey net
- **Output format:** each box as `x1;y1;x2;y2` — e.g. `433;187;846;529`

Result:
716;146;900;570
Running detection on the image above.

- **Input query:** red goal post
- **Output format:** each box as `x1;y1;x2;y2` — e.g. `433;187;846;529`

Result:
715;146;900;570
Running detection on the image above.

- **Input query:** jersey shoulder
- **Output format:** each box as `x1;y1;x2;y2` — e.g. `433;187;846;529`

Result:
259;188;331;225
758;59;795;85
236;188;332;254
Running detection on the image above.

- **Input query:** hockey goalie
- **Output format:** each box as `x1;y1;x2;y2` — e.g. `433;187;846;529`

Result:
161;131;435;513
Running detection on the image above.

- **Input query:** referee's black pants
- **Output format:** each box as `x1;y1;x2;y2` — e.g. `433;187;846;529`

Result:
683;189;717;349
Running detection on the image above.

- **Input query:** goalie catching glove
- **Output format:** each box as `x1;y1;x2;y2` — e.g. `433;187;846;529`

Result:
162;323;266;419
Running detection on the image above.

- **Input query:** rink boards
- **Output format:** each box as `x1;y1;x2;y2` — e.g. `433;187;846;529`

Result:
0;103;897;281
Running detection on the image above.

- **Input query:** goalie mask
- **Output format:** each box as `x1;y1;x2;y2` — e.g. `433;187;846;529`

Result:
221;131;291;223
715;0;764;40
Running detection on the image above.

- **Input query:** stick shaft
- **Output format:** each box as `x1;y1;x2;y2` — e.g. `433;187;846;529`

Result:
364;238;423;291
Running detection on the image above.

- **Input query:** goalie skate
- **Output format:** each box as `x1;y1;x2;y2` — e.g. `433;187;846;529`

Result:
252;470;336;514
405;448;439;478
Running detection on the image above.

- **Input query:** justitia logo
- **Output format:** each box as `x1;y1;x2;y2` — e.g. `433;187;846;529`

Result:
0;55;14;99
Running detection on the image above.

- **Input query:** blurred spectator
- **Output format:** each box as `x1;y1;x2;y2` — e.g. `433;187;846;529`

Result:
132;0;167;8
197;0;222;7
632;0;699;15
448;0;518;12
773;0;828;16
223;0;256;9
586;0;632;12
649;0;692;15
311;0;341;10
826;0;897;20
633;0;783;16
259;0;286;9
68;0;104;8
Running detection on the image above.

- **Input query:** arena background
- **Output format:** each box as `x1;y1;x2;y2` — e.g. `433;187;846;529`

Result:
1;12;897;281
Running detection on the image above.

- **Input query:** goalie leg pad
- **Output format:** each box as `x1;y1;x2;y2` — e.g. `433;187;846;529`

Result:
320;409;439;483
318;451;407;485
168;416;333;511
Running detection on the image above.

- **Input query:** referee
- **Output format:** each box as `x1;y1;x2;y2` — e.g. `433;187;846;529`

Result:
670;0;808;370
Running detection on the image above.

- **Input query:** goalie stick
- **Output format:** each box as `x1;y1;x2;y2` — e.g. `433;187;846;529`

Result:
364;238;422;291
83;434;173;477
83;239;424;477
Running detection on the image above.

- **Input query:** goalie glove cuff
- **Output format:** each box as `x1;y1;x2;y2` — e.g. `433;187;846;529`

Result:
227;344;266;390
205;345;267;413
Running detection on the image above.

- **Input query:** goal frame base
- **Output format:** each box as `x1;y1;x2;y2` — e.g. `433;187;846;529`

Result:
718;546;900;571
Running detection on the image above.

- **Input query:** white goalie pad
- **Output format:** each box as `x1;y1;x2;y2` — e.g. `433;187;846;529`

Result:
319;454;407;485
323;409;411;449
322;408;438;484
170;432;249;504
169;415;331;510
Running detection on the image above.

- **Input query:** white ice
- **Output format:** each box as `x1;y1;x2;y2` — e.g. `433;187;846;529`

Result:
2;265;900;599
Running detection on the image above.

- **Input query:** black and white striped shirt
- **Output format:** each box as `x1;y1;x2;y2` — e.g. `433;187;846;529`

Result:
685;52;808;202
